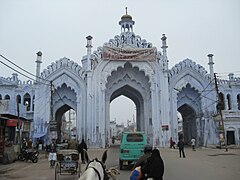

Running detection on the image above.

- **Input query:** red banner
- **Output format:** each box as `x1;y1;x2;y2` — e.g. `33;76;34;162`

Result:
6;119;22;127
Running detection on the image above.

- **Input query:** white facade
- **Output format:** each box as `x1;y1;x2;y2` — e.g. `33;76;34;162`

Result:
1;12;240;148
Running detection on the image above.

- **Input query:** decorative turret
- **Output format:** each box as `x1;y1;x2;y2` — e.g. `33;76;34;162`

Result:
86;35;93;71
207;54;214;80
161;34;168;71
35;51;42;83
119;7;135;32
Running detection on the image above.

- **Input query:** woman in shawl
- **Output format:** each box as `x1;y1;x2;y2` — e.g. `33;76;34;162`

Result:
141;148;164;180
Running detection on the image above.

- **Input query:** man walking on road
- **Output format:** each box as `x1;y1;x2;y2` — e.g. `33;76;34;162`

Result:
78;139;87;164
177;138;186;158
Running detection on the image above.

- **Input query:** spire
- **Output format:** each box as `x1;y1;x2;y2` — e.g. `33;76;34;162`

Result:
161;34;168;71
207;54;214;80
119;7;135;32
35;51;42;83
86;35;93;71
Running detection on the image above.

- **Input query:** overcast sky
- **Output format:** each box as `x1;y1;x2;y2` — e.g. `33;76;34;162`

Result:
0;0;239;125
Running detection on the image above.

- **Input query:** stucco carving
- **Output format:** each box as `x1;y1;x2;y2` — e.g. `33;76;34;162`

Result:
41;57;84;79
169;59;211;81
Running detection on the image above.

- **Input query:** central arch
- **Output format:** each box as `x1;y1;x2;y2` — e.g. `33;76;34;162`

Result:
103;62;152;145
110;85;144;131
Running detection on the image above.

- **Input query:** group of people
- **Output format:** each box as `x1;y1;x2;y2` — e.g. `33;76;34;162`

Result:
47;138;88;168
130;145;164;180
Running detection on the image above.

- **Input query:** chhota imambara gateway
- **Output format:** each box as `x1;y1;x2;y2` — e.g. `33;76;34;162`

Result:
0;11;240;149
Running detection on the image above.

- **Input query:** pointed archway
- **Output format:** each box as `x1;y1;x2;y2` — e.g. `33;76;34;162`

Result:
178;104;197;143
53;83;78;143
110;85;143;131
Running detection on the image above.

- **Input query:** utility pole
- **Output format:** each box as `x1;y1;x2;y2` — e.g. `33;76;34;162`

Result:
17;102;21;148
68;110;71;140
214;73;228;151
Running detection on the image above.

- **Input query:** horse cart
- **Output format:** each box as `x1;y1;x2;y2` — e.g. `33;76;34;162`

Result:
55;149;81;180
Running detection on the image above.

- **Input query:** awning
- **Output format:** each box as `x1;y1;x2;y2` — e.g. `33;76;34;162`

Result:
33;132;47;138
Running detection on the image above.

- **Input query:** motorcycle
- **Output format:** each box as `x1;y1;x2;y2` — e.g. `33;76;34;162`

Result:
18;148;39;163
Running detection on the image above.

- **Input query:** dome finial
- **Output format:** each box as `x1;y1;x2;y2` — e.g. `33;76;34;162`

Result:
125;7;128;15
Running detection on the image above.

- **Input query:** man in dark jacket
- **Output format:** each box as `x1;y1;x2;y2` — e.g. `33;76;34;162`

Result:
48;139;57;168
177;138;186;158
78;139;87;163
141;148;164;180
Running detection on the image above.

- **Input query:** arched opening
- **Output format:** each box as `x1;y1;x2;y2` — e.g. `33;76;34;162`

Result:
178;104;197;144
176;83;201;145
53;83;78;143
237;94;240;110
16;95;21;104
5;95;10;99
218;93;225;110
110;85;144;132
0;94;2;100
227;94;231;110
110;95;136;139
23;93;31;111
55;105;76;143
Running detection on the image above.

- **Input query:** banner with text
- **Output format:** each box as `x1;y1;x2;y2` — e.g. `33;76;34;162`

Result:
103;46;157;61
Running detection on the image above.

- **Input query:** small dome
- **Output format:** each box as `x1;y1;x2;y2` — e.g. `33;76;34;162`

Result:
121;14;132;20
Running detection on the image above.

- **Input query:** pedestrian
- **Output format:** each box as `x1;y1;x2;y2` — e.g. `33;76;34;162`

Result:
170;137;175;149
78;139;87;164
141;148;164;180
132;144;153;170
22;138;28;149
130;145;153;180
191;137;196;151
48;139;57;168
177;138;186;158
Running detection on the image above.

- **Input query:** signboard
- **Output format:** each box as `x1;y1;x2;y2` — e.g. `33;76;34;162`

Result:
162;125;169;131
49;120;57;131
6;119;22;127
50;131;57;140
103;46;157;61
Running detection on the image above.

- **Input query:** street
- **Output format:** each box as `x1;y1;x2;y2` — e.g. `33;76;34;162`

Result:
0;145;240;180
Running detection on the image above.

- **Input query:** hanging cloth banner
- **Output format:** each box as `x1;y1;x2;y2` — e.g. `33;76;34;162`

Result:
103;46;157;61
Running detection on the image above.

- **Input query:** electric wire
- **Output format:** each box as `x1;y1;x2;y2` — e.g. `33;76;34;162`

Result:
0;54;51;86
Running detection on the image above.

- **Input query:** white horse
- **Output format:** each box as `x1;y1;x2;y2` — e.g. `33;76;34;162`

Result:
79;150;108;180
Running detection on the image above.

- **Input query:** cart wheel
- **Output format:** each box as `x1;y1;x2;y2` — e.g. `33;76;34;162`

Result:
77;162;81;177
55;163;60;180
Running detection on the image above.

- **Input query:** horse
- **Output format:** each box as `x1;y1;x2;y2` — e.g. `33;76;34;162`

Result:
79;149;109;180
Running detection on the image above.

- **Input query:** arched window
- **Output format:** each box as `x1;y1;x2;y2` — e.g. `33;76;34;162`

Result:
237;94;240;110
0;94;2;100
23;93;31;111
16;95;21;104
5;95;10;100
227;94;231;110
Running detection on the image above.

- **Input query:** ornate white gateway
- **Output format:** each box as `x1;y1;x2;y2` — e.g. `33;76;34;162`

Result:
32;11;240;148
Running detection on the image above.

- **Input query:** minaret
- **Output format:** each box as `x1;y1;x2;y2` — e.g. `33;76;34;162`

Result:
207;54;214;80
161;34;168;71
35;51;42;83
119;7;135;32
86;35;93;71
